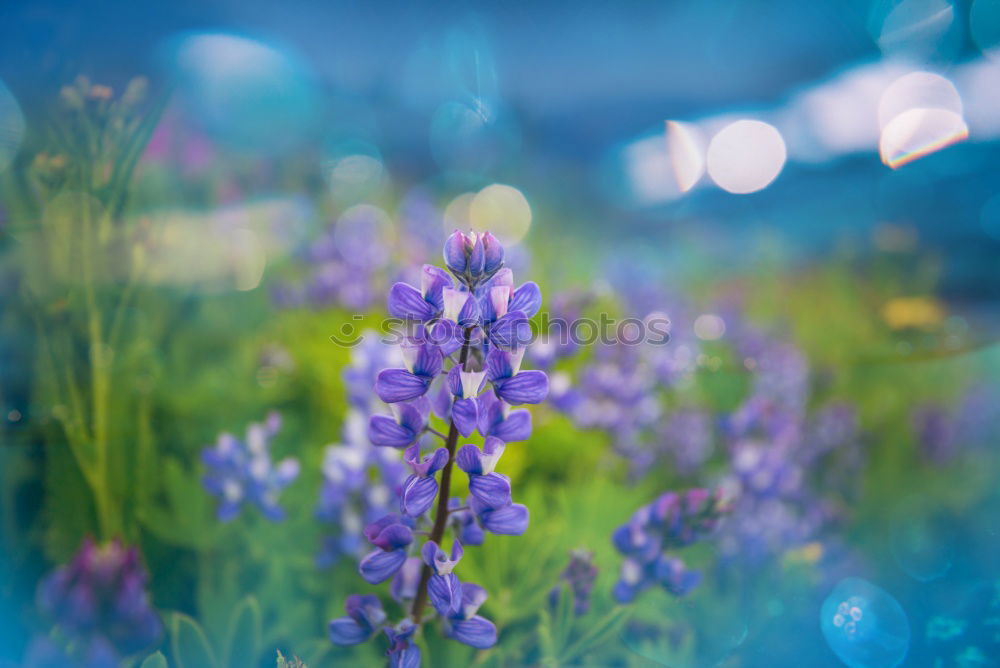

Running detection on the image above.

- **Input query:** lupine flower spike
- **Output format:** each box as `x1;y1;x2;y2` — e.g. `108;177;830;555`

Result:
28;538;162;666
202;412;300;521
612;488;730;603
330;230;549;665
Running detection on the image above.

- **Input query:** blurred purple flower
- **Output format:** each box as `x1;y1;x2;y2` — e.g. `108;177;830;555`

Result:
32;538;161;665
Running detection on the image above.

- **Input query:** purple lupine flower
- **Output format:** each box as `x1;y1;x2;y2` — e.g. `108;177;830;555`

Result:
331;229;548;664
658;409;714;476
202;412;300;521
400;446;449;517
317;334;409;568
274;205;391;311
316;420;406;568
911;384;1000;465
559;341;662;476
32;538;162;665
549;549;599;616
611;489;729;604
716;335;864;568
527;289;594;369
328;595;387;645
385;620;421;668
359;515;415;584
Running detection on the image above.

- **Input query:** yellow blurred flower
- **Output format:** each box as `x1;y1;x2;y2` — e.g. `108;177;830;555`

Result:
881;296;945;330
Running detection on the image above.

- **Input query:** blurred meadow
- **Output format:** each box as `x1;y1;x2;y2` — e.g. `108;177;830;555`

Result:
2;1;1000;667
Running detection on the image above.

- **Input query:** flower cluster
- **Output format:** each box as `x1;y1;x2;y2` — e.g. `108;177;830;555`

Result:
911;384;1000;465
717;331;862;567
329;230;549;665
549;549;599;616
317;336;408;567
273;206;391;310
27;538;161;667
554;341;663;475
540;284;703;475
612;489;729;603
201;412;300;521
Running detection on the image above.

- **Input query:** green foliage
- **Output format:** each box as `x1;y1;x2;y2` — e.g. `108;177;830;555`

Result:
171;613;218;668
169;596;265;668
139;651;168;668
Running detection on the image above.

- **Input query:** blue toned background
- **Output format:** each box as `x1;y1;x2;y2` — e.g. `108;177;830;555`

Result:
1;1;1000;667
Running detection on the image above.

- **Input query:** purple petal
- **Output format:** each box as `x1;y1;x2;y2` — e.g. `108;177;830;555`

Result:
456;444;483;476
482;231;504;273
429;319;463;356
482;436;506;471
460;582;489;619
359;549;407;584
449;615;498;649
485;347;517;382
444;230;468;274
329;617;371;645
428;573;463;618
345;593;386;629
421;264;453;309
369;415;417;448
388;644;420;668
452;398;478;437
390;557;423;603
457;293;481;326
468;234;486;275
370;523;414;551
492;410;532;443
401;475;439;517
509;282;542;317
376;369;432;403
469;473;512;510
479;503;529;535
421;540;464;575
404;446;449;476
363;514;403;542
612;579;640;604
396;402;428;436
495;370;549;405
388;282;436;321
430;379;453;420
489;310;531;350
447;365;463;396
403;341;444;378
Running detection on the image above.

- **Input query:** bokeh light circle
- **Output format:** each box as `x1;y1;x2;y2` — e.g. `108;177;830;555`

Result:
666;120;706;192
878;108;968;168
443;192;476;231
429;100;520;177
706;120;787;194
870;0;959;60
820;577;911;668
878;72;963;129
469;184;532;245
694;314;726;341
170;32;320;153
322;140;386;205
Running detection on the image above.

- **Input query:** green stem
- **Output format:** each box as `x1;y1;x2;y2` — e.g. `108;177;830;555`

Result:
81;202;118;539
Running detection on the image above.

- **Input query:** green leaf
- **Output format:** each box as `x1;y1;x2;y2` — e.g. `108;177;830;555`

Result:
560;607;630;663
223;596;262;668
139;651;168;668
171;613;218;668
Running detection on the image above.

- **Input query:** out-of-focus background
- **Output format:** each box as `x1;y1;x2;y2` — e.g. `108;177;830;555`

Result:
2;0;999;666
